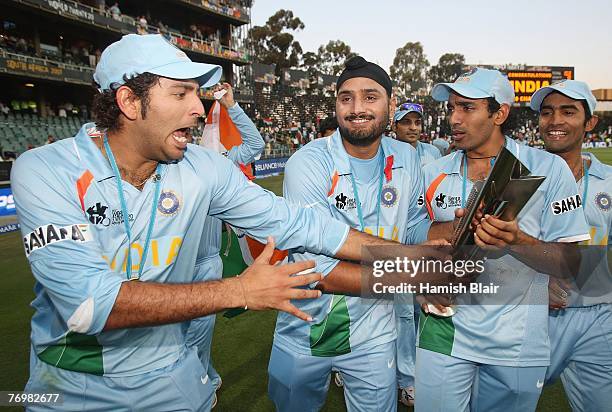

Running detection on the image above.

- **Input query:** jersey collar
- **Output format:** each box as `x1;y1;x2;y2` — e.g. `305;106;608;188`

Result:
74;122;115;180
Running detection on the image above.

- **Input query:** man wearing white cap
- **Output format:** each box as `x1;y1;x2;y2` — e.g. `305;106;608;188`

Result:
416;68;590;411
531;80;612;411
10;34;401;410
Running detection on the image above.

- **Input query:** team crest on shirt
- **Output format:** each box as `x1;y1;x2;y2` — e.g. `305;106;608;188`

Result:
595;192;611;212
381;185;399;208
158;191;181;216
334;192;357;211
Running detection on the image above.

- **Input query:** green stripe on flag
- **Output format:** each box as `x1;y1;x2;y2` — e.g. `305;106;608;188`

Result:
418;311;455;356
310;295;351;357
221;229;248;278
38;331;103;375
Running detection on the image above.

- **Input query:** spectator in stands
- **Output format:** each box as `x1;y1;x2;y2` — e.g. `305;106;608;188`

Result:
109;2;121;20
46;135;56;145
97;0;106;14
137;16;148;35
0;102;10;115
318;116;337;138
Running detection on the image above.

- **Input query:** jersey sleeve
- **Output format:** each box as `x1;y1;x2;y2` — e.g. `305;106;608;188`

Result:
11;151;126;336
537;157;590;243
225;104;265;165
207;152;349;258
282;151;340;277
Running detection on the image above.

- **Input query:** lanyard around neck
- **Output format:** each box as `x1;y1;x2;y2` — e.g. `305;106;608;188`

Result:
349;153;384;235
103;136;162;280
581;158;589;212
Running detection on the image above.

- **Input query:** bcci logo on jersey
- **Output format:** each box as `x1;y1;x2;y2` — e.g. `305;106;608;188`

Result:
381;185;399;208
595;192;610;212
158;191;181;216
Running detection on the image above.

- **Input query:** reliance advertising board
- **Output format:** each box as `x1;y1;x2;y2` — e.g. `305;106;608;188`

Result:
253;157;289;178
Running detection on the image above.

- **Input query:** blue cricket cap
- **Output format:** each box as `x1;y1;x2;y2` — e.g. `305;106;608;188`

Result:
94;34;222;91
530;80;597;114
393;102;424;123
431;67;515;106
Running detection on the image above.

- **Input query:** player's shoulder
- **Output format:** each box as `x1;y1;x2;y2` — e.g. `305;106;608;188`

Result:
286;137;332;169
181;144;233;169
12;138;80;184
423;151;460;175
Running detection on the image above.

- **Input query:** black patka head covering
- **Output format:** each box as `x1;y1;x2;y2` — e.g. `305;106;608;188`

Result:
336;56;393;97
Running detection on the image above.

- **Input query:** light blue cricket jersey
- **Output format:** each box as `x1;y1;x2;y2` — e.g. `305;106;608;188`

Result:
568;152;612;307
419;137;590;367
274;131;431;356
414;141;442;166
11;123;349;377
195;103;265;281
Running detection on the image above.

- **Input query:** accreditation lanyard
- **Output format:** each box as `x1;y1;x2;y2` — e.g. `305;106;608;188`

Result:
103;136;162;280
581;158;589;212
348;153;384;235
461;154;496;209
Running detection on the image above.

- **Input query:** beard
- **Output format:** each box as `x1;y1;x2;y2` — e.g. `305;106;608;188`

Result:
339;112;388;147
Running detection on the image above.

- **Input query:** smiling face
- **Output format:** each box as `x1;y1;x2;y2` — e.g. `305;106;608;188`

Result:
446;92;497;152
336;77;390;147
132;77;204;162
539;92;597;154
394;112;423;146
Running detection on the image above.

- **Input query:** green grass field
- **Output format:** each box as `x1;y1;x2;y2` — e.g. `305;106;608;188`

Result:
1;148;610;411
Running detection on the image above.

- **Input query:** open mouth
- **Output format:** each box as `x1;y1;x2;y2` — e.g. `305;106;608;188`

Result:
347;116;373;126
545;130;568;140
171;128;190;145
452;130;466;140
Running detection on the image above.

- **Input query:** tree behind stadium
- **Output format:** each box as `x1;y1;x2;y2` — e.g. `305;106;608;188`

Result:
248;9;305;76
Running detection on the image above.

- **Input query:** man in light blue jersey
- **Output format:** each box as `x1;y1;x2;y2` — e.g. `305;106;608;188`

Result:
12;34;416;411
393;102;441;166
267;56;436;412
186;82;265;404
531;80;612;411
391;100;440;406
416;68;590;412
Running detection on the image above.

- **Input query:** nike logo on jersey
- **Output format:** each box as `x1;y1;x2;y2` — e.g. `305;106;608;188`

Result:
536;379;544;389
387;358;394;368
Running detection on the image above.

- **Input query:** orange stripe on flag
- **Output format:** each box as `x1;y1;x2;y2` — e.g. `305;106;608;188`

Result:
245;236;288;265
425;173;447;220
76;170;94;212
327;171;339;197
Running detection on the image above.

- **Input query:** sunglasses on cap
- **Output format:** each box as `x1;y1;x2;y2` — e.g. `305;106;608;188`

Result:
399;103;424;114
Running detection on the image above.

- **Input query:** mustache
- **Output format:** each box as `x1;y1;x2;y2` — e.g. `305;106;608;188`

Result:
345;114;375;121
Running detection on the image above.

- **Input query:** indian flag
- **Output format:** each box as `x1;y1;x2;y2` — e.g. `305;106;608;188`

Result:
200;101;254;180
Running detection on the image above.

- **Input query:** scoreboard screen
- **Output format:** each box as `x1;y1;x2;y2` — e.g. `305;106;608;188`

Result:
464;65;575;105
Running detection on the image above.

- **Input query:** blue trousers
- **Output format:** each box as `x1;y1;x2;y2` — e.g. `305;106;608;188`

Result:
268;340;397;412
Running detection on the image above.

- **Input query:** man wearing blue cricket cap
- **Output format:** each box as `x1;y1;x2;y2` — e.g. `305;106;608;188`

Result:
391;101;440;406
532;80;612;412
11;34;405;411
393;102;441;166
416;68;590;411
